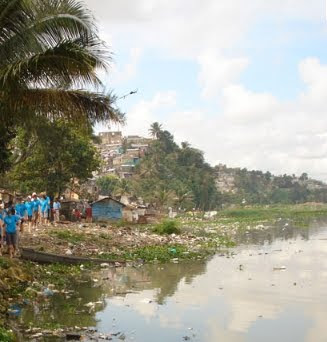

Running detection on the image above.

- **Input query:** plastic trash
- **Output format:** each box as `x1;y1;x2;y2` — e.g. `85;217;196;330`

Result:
43;288;54;297
8;304;21;316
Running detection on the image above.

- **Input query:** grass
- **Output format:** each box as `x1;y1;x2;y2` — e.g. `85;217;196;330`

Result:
99;244;202;262
178;204;327;231
153;220;181;235
217;205;327;222
50;229;86;244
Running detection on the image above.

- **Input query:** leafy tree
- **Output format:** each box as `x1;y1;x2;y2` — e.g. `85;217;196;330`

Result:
96;175;121;196
9;120;99;196
133;124;221;211
299;173;309;181
113;178;132;198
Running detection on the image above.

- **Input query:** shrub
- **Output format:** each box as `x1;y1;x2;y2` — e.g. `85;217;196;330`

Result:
153;220;181;235
0;328;14;342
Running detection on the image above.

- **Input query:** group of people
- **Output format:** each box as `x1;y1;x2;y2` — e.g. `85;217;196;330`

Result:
0;193;61;258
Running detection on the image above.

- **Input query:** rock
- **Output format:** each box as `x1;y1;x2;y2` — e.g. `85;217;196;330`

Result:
84;302;95;308
66;333;82;340
100;263;110;268
31;332;43;338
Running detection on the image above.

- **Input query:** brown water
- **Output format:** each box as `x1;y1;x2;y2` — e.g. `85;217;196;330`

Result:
18;220;327;342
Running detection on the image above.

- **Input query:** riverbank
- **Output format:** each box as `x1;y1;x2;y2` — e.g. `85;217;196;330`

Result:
2;204;327;340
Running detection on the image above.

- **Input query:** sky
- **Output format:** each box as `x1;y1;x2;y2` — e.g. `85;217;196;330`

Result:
85;0;327;181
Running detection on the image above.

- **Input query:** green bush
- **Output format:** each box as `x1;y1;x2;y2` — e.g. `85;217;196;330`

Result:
153;220;181;235
0;328;14;342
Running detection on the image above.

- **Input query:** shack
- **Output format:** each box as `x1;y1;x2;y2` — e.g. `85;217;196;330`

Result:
92;197;125;221
60;199;81;221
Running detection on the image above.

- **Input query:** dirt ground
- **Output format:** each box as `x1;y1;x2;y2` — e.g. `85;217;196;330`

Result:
18;222;207;258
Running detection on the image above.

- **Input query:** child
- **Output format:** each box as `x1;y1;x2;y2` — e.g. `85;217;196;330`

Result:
25;196;34;233
32;193;40;228
4;208;20;258
73;208;81;222
15;198;26;233
0;211;3;255
40;195;49;226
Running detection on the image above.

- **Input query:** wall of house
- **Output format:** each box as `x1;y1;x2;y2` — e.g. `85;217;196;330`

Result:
92;199;123;221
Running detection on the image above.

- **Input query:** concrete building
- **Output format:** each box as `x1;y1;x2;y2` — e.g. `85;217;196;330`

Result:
99;131;123;145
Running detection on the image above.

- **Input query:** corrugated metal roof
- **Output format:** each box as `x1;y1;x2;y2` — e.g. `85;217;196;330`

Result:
91;196;126;207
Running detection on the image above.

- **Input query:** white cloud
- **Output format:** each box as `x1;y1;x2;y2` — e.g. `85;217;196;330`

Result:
85;0;322;58
198;52;249;99
124;91;177;136
111;47;143;84
222;85;280;123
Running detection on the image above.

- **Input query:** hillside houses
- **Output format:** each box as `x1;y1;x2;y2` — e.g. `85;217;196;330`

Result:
96;132;151;179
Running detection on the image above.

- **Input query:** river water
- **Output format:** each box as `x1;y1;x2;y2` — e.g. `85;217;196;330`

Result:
19;220;327;341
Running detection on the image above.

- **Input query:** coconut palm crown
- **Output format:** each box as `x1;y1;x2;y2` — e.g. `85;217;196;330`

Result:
0;0;123;125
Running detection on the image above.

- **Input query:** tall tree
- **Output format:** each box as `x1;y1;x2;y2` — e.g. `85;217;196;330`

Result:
149;122;162;139
9;120;100;195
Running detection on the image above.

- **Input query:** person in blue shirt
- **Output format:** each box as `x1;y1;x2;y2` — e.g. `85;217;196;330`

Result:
4;208;20;258
40;195;49;226
25;196;34;233
32;193;41;228
15;198;26;233
0;212;3;255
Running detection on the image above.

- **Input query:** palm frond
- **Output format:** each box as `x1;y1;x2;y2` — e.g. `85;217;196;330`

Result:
6;88;124;124
0;38;108;88
0;0;118;126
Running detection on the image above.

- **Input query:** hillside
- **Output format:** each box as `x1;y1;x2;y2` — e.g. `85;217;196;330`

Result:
214;164;327;205
92;126;327;209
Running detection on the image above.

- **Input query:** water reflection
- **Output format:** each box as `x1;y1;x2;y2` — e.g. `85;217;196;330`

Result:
20;219;327;342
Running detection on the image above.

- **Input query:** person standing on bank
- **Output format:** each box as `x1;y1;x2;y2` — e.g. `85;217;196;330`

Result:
25;196;34;233
4;208;20;258
41;195;49;226
32;193;40;228
15;198;26;233
53;198;61;222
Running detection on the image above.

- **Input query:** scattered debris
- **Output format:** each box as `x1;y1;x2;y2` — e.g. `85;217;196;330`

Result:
273;266;286;271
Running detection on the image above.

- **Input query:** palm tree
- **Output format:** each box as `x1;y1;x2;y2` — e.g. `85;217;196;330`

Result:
154;187;174;210
181;141;190;149
174;185;193;209
0;0;123;125
113;178;132;198
149;122;162;139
